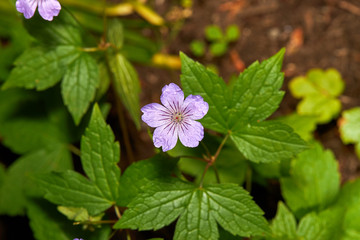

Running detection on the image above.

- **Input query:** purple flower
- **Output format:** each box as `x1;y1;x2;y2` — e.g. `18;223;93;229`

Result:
73;238;84;240
16;0;61;21
141;83;209;152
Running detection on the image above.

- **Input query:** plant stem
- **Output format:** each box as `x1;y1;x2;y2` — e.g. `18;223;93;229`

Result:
73;220;116;225
68;144;81;157
213;165;221;183
178;155;209;162
115;206;122;219
199;133;230;187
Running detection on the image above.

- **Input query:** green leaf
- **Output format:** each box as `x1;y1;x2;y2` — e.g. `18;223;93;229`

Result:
231;121;307;163
36;170;112;216
225;25;240;42
228;48;285;129
36;105;120;215
115;181;269;239
297;212;329;240
180;52;230;133
117;154;178;206
24;10;82;46
57;206;104;222
270;202;297;239
107;19;124;49
277;113;317;141
3;46;80;90
339;107;360;144
297;94;341;124
27;199;111;240
210;42;228;56
280;142;340;218
61;52;100;124
0;145;73;216
205;25;223;41
80;104;121;202
108;53;141;129
289;68;344;124
190;40;206;57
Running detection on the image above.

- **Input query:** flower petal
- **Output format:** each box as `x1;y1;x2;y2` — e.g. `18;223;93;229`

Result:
141;103;171;128
182;95;209;120
38;0;61;21
160;83;184;113
179;120;204;148
153;123;178;152
16;0;38;19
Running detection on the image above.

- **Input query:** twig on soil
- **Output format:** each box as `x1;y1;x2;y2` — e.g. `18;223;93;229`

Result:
338;1;360;16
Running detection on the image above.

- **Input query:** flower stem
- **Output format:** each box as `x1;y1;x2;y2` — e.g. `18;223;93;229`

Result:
199;133;230;187
115;206;122;219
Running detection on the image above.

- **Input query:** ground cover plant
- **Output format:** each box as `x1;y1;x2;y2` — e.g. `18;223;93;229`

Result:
1;0;360;239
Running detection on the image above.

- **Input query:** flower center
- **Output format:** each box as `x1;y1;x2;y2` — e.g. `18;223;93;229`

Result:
171;112;184;123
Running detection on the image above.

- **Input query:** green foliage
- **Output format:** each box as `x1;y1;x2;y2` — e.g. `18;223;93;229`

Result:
181;50;307;163
107;19;124;49
114;180;269;239
108;53;141;129
36;105;121;215
277;113;317;142
190;40;206;57
281;142;340;218
339;108;360;159
0;145;73;216
205;25;223;41
289;68;344;123
225;25;240;41
266;202;329;240
61;52;100;125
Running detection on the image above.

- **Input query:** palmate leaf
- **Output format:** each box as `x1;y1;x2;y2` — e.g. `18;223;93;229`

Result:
36;105;121;215
2;46;80;91
231;121;307;163
180;52;230;133
180;51;306;163
61;52;100;125
114;181;269;239
280;142;340;218
228;48;285;129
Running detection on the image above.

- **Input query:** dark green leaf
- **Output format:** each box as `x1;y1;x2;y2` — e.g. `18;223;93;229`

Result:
107;19;124;49
0;145;73;216
231;121;307;163
228;49;285;129
80;104;121;202
3;46;80;90
117;154;178;206
180;52;230;133
24;10;82;46
61;52;100;124
277;113;317;142
108;53;141;129
271;202;297;239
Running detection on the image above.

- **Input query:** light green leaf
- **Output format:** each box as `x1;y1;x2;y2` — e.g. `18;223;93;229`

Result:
115;181;269;239
117;154;178;206
24;10;82;46
271;202;297;239
81;104;121;202
27;199;111;240
190;40;206;57
0;145;73;216
308;68;344;97
231;121;307;163
225;25;240;42
3;46;80;90
297;94;341;124
108;53;141;129
277;113;317;141
289;76;318;98
180;52;230;133
229;48;285;129
210;42;228;56
297;212;328;240
107;19;124;49
281;142;340;218
61;52;100;124
205;25;223;41
339;107;360;144
36;170;112;216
